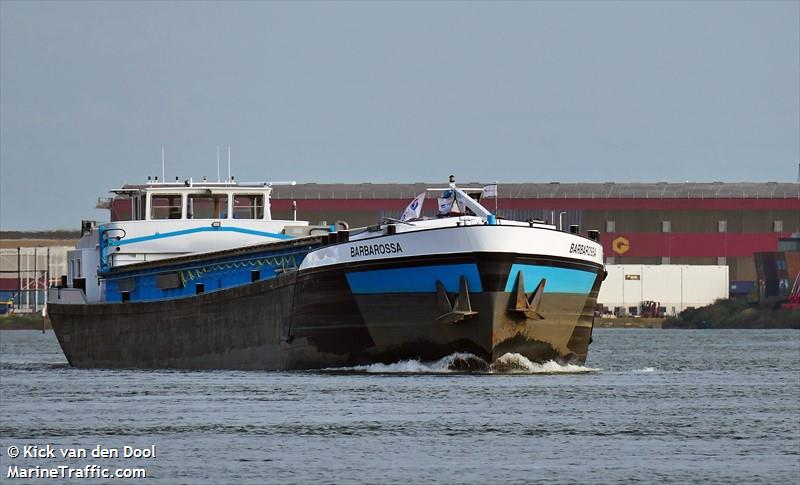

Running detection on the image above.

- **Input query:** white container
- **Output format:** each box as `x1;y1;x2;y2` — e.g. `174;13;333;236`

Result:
597;265;729;315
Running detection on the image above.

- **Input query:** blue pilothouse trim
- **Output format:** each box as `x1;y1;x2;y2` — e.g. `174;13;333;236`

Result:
346;264;483;294
99;225;294;271
108;226;294;247
504;264;597;294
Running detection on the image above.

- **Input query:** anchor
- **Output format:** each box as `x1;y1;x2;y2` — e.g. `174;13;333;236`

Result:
507;271;546;320
436;276;478;324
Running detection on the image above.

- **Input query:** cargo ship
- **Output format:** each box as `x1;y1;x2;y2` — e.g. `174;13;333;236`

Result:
47;175;606;370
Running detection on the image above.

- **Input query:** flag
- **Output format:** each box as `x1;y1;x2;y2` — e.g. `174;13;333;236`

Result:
483;184;498;198
437;196;454;215
401;192;426;221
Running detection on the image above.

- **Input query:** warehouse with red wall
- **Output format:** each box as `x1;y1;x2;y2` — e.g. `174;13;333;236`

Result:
269;182;800;283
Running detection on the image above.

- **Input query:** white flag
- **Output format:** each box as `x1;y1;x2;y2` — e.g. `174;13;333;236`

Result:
483;184;498;198
437;196;454;215
401;192;426;221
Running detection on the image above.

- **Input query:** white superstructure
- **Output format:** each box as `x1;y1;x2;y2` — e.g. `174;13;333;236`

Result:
66;178;311;303
96;179;309;269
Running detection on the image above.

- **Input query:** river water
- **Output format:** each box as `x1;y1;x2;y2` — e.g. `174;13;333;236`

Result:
1;329;798;484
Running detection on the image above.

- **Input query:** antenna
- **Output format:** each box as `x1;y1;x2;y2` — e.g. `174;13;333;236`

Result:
161;146;165;183
216;145;221;182
227;145;231;182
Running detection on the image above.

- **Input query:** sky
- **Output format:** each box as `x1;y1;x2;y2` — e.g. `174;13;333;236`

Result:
1;1;798;230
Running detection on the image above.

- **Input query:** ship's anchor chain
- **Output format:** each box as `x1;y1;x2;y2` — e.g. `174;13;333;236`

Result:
435;276;478;324
507;271;546;320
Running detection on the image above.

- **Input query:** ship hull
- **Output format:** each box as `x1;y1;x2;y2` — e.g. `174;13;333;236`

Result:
48;252;603;370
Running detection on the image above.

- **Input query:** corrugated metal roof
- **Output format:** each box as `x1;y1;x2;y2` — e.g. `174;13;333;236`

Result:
270;182;800;200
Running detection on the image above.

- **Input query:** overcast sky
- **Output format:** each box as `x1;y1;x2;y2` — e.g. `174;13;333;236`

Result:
1;1;798;230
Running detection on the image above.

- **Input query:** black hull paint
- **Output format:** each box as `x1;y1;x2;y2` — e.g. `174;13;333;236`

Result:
48;253;603;370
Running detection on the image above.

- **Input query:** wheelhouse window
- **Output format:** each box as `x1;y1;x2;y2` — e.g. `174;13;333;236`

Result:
233;194;264;219
109;193;147;221
188;194;228;219
110;197;133;221
151;194;182;219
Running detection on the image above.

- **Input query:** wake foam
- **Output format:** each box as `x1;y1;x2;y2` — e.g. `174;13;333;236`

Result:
337;352;488;373
324;352;599;374
489;353;599;374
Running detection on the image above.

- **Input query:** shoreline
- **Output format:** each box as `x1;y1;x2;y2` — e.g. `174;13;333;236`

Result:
0;315;51;330
2;315;796;331
3;315;666;330
596;317;663;329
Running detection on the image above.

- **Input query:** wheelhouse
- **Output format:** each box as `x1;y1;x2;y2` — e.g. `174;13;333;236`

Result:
107;181;273;222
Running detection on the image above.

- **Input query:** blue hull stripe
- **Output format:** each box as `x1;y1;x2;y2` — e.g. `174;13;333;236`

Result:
108;226;293;247
346;264;483;294
505;264;596;294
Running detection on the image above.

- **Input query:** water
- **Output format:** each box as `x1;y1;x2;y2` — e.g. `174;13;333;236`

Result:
1;329;798;484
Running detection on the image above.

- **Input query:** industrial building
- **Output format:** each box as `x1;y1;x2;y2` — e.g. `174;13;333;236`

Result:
0;246;69;313
267;181;800;285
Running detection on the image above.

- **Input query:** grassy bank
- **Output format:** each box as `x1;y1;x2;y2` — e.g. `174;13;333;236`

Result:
0;230;80;239
596;317;663;329
0;314;51;330
663;299;800;329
